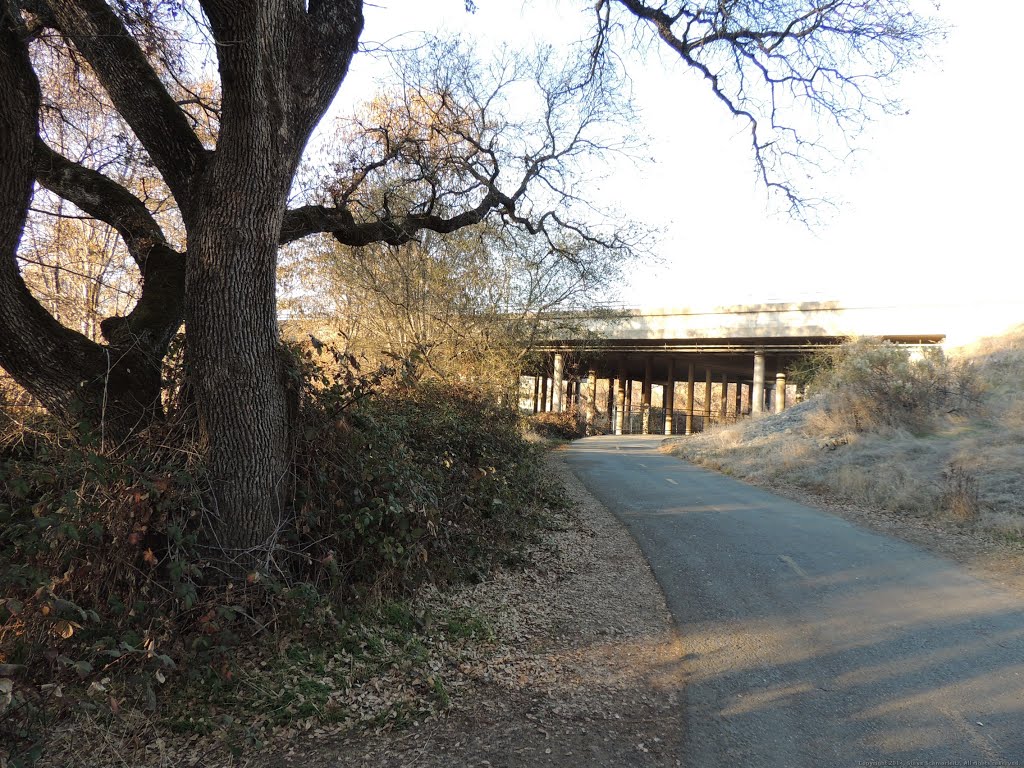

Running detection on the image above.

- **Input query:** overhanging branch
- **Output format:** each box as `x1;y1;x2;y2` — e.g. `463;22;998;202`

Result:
42;0;207;205
33;139;171;267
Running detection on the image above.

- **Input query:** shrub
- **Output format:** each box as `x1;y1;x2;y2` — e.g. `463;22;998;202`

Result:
528;408;587;440
0;342;563;762
803;338;980;434
940;463;981;522
289;354;563;599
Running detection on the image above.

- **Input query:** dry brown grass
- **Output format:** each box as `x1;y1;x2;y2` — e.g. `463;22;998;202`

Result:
666;329;1024;537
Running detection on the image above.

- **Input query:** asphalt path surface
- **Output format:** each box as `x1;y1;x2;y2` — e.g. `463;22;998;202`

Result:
563;435;1024;768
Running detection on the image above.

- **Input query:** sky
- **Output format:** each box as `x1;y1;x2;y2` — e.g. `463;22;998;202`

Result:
324;0;1024;309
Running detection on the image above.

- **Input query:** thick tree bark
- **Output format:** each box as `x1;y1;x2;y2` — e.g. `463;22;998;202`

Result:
183;1;362;561
187;171;293;561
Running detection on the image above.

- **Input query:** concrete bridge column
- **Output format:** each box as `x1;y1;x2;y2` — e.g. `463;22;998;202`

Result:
586;370;597;427
532;376;540;413
775;370;787;413
606;377;614;418
552;353;564;413
624;379;633;432
752;350;766;415
719;373;728;421
703;369;713;427
735;380;743;417
540;374;548;413
615;367;626;436
642;357;653;435
685;362;695;435
664;358;676;435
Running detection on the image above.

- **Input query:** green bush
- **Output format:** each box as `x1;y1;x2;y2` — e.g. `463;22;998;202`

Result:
290;371;563;599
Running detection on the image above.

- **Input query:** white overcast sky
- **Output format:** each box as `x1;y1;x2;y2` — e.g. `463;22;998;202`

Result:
325;0;1024;309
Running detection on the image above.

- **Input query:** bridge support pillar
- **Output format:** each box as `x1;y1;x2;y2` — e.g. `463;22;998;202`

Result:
540;374;548;412
585;370;597;428
685;362;695;435
624;379;633;433
752;350;766;415
615;366;626;436
775;371;787;413
532;376;540;413
552;353;564;413
664;358;675;435
642;357;653;434
703;368;713;429
735;380;743;417
720;372;728;422
606;377;614;419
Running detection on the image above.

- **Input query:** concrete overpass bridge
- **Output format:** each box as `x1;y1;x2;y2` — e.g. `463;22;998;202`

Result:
522;300;1022;436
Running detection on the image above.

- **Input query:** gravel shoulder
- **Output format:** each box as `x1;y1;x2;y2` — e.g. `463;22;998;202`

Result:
266;449;686;767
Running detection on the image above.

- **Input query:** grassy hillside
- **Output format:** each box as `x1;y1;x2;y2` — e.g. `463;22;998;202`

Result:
665;329;1024;543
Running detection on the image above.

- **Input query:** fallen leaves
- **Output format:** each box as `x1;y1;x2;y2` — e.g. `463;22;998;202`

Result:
52;619;76;639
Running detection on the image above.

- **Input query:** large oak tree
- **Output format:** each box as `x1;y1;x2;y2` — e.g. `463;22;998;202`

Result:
0;0;936;566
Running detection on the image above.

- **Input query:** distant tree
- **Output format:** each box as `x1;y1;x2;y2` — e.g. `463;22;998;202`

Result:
284;223;624;389
0;1;938;567
281;48;636;387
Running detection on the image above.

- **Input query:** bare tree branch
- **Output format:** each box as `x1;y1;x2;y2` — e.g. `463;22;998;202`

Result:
281;192;501;247
598;0;941;216
33;138;171;266
287;38;644;259
40;0;207;204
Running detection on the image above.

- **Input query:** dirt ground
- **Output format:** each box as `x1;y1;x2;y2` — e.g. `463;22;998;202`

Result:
259;451;687;767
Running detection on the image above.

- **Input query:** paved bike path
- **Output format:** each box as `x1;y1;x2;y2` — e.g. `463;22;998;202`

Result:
563;435;1024;768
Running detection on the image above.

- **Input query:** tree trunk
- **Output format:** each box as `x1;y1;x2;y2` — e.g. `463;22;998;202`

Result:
183;6;304;565
4;1;362;570
186;181;291;564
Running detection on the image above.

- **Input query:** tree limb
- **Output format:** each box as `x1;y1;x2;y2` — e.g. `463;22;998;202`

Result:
41;0;207;205
32;138;170;267
30;139;185;352
295;0;363;131
280;191;500;247
600;0;938;216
